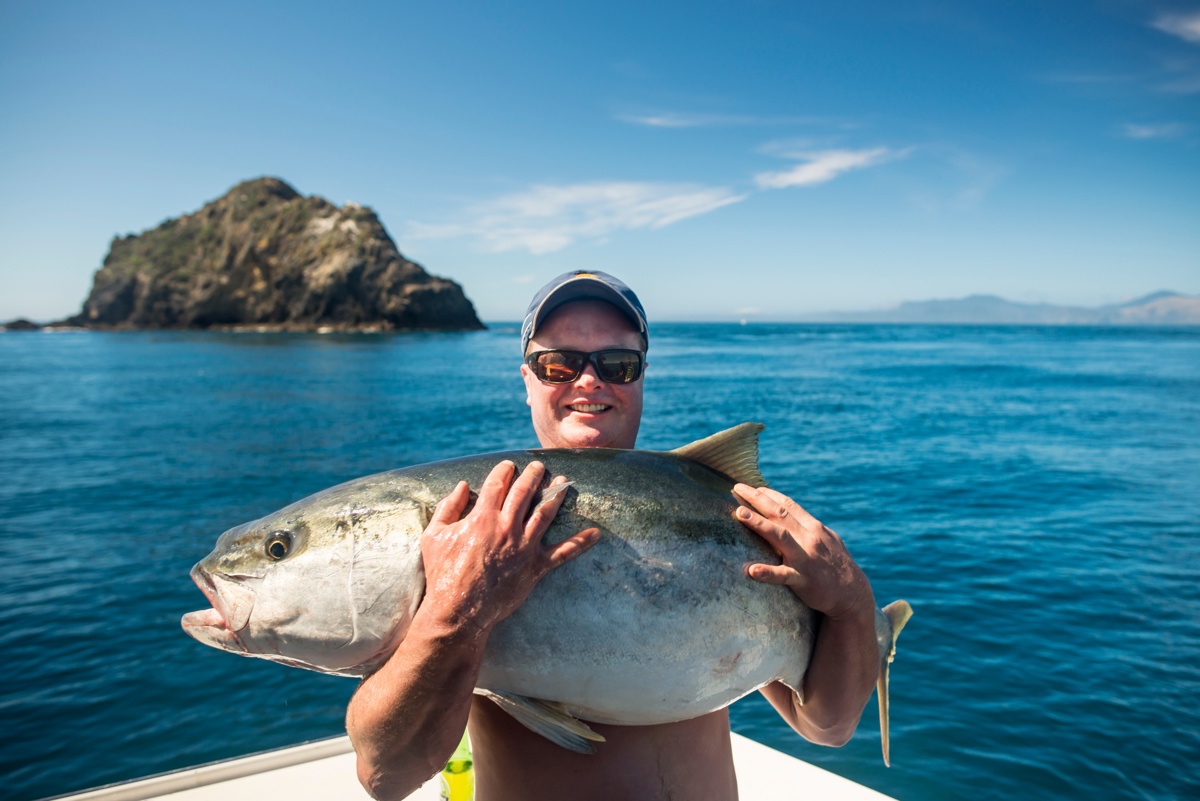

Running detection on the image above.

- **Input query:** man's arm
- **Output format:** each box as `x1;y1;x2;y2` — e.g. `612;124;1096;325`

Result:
345;460;600;800
732;484;879;746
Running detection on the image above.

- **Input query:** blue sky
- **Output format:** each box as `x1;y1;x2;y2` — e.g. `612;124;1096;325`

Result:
1;0;1197;322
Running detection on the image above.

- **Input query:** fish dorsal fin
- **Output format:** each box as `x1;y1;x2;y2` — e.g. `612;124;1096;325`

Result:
669;422;768;487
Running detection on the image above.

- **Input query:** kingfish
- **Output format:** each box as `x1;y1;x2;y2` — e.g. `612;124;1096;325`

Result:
182;423;912;763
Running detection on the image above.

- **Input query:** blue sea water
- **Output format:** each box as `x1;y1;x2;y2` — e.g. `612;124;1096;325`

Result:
1;324;1198;801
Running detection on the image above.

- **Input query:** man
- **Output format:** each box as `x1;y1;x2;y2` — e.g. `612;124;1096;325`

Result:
346;271;879;800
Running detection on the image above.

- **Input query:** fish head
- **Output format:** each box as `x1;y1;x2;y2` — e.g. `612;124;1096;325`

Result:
181;479;431;677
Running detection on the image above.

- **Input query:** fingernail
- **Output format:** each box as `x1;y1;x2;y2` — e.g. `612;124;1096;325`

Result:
736;507;751;520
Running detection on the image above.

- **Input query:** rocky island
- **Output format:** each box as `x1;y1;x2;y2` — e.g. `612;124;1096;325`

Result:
54;177;482;332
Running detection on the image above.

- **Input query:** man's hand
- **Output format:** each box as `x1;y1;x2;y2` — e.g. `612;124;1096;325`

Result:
731;484;873;620
347;460;598;800
731;483;878;746
420;459;601;636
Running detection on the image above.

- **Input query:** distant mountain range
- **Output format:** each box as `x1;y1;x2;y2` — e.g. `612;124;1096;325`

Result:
805;291;1200;325
6;288;1200;331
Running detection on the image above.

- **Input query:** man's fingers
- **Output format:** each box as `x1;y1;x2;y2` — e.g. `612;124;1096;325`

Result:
733;483;817;526
476;460;518;508
735;505;800;555
429;481;471;527
746;562;804;588
501;461;546;522
732;484;792;522
544;528;601;569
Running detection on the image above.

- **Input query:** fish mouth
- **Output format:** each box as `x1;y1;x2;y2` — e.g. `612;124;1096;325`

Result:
181;606;247;654
180;565;253;654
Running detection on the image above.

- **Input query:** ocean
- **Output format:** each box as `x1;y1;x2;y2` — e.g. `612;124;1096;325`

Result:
1;323;1197;801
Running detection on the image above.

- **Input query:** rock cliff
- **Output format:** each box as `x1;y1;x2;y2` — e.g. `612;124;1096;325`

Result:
63;177;483;331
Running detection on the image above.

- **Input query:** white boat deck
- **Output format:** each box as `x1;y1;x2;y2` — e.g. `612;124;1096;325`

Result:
53;734;896;801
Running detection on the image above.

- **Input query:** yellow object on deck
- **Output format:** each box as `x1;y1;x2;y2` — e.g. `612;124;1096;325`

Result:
439;731;473;801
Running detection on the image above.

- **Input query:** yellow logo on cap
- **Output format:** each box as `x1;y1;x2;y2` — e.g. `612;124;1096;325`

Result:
576;273;597;279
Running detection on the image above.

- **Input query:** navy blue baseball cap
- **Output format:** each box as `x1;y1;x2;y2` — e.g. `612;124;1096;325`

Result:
521;270;649;355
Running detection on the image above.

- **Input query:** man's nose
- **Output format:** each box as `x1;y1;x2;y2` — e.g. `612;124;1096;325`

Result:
573;361;605;387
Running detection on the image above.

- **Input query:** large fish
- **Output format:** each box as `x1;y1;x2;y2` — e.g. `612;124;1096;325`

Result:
182;423;912;762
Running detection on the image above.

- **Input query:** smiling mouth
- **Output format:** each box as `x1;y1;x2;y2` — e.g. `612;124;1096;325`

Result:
569;403;610;413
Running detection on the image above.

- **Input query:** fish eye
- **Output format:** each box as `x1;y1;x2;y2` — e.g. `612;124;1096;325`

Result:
265;530;292;561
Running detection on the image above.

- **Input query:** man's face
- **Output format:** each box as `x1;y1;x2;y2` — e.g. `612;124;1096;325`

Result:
521;300;645;449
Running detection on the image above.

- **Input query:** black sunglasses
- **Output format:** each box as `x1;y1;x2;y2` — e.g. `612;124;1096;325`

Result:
525;349;646;384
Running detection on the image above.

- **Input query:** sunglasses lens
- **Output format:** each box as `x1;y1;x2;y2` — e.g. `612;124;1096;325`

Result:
534;351;585;383
594;351;642;383
529;350;643;384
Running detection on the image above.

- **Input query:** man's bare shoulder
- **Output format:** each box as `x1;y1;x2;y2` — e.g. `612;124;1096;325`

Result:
468;698;737;801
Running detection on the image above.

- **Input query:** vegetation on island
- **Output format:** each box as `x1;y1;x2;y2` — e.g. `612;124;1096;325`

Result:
51;177;483;332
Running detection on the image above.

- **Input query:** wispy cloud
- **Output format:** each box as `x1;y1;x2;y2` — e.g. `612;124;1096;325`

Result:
1039;71;1138;86
1153;11;1200;44
1121;122;1187;139
619;113;720;128
618;111;852;129
1161;75;1200;91
905;147;1008;213
754;147;905;189
409;182;747;254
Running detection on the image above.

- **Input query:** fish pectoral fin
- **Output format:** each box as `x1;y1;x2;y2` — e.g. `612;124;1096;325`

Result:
476;689;605;754
668;422;768;487
534;480;574;510
877;599;914;768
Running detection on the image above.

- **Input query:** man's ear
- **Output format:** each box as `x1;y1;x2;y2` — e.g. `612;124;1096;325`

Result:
519;363;534;406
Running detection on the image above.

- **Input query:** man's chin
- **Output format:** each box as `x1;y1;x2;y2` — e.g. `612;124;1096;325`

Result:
534;410;638;450
557;419;620;449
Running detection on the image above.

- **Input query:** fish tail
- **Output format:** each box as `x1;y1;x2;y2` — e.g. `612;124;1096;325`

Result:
877;599;913;767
